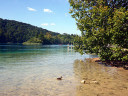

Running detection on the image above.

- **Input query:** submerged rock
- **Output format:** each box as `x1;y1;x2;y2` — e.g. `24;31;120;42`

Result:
123;65;128;70
90;81;99;84
80;59;84;62
57;76;62;80
81;80;86;84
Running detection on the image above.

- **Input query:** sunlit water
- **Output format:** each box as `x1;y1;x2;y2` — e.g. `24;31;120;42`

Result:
0;44;128;96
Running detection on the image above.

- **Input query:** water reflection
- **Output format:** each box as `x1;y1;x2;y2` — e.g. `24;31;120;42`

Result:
73;59;128;96
73;59;118;80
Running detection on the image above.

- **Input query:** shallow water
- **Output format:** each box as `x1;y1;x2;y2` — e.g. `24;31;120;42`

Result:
0;44;128;96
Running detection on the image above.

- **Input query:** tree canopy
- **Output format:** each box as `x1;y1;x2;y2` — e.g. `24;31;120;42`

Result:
69;0;128;62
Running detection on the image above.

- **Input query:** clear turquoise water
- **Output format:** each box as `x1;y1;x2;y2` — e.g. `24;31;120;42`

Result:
0;44;97;96
0;44;128;96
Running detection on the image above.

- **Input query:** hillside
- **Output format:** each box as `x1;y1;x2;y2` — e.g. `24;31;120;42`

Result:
0;18;76;44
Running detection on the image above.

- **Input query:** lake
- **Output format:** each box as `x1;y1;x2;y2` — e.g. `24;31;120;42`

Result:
0;44;128;96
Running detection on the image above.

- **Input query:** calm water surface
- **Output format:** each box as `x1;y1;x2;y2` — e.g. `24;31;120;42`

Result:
0;44;128;96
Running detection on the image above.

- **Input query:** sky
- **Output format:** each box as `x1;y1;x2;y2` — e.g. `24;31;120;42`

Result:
0;0;81;35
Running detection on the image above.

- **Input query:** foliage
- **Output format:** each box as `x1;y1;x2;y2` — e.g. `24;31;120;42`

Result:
69;0;128;62
24;37;42;43
0;18;77;44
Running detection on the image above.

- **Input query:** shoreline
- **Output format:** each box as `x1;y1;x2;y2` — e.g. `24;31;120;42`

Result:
87;57;128;70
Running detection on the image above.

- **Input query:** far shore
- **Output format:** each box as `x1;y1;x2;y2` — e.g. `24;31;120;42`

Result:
22;42;42;45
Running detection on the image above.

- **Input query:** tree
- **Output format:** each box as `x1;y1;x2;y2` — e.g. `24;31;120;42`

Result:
0;18;59;43
0;18;78;45
69;0;128;62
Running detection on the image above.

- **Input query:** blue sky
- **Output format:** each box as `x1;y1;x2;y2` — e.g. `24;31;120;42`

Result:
0;0;81;35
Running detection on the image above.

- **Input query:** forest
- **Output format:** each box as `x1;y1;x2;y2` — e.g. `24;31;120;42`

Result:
0;18;77;44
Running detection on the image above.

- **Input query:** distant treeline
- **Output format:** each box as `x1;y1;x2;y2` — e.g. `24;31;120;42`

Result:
0;18;77;44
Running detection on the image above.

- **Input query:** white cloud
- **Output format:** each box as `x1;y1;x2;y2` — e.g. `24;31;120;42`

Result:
41;23;48;26
27;7;37;11
43;9;53;13
41;23;56;26
50;23;56;26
